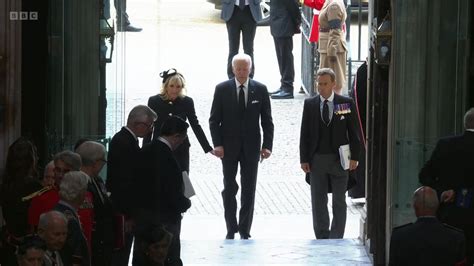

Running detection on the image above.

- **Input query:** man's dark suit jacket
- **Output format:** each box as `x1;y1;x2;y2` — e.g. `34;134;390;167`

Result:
270;0;301;38
106;127;140;217
419;131;474;193
209;79;274;162
299;94;361;164
221;0;262;22
137;140;191;223
144;95;212;153
54;201;91;266
389;217;466;266
88;176;115;264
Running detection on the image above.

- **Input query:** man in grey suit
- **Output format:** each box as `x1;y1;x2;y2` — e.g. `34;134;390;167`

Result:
221;0;262;79
210;53;274;240
299;68;361;239
269;0;301;99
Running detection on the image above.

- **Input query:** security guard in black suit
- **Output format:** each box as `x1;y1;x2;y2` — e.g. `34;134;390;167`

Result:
419;108;474;264
389;186;466;266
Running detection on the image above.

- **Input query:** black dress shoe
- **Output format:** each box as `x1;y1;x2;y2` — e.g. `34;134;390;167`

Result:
271;91;294;99
225;232;235;239
269;88;282;95
117;24;143;32
239;233;251;240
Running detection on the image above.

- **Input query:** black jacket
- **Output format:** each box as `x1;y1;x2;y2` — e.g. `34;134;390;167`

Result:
389;217;466;266
270;0;301;38
299;94;361;164
209;79;274;162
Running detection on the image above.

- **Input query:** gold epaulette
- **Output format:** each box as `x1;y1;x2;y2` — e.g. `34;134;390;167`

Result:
22;186;53;202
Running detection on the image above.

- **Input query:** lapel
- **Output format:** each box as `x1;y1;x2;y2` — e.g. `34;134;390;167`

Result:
246;79;256;113
229;80;238;114
314;95;321;124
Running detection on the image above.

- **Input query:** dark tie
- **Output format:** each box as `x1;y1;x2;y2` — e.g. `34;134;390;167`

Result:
239;85;246;115
50;251;58;266
239;0;245;10
323;99;330;125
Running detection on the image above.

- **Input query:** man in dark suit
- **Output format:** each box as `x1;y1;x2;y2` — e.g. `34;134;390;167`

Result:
135;116;191;266
419;107;474;264
221;0;262;79
106;105;157;266
269;0;301;99
389;186;466;266
299;68;361;239
76;141;115;266
209;53;274;240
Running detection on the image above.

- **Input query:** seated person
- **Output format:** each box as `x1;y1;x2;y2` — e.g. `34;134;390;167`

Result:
133;225;173;266
16;235;47;266
389;186;466;266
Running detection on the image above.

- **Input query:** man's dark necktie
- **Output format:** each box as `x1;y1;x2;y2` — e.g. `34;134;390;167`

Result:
239;85;246;115
50;251;58;266
239;0;245;10
323;99;330;125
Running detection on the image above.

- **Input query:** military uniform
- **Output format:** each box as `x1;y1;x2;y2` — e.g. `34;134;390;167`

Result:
318;0;347;91
27;186;95;252
54;201;91;266
389;217;466;266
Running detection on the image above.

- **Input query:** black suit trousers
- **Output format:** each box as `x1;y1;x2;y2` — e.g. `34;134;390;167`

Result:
273;36;294;91
221;149;259;235
226;6;257;79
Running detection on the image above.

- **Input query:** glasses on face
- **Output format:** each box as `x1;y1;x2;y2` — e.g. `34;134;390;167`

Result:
137;122;154;129
53;167;71;175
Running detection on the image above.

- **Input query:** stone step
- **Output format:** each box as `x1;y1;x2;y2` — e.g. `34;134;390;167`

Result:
181;238;372;265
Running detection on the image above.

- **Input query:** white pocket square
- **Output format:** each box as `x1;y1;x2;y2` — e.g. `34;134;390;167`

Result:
340;115;345;120
251;100;259;104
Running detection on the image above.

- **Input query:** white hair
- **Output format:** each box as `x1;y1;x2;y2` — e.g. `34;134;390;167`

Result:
231;53;252;68
38;211;67;230
75;141;106;166
59;171;88;203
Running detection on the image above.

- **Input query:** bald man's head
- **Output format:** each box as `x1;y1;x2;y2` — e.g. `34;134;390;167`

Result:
413;186;439;217
37;211;68;251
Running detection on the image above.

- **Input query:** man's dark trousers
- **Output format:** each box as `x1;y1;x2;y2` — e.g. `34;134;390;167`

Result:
273;36;295;92
226;7;257;79
222;145;259;236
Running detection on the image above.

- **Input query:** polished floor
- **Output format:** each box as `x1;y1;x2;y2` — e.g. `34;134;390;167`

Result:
181;238;371;265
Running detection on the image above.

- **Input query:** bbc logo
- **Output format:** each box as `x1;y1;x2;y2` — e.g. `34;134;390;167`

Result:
9;11;38;20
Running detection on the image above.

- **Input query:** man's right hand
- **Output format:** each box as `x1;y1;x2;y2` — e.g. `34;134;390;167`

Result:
441;189;455;203
301;163;310;173
214;146;224;158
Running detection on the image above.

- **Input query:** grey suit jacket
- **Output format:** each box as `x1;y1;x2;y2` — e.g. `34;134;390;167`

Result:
270;0;301;38
209;79;274;162
221;0;263;22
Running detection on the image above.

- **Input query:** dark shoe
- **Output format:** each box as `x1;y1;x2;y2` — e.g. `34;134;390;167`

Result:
299;87;306;94
240;233;251;240
225;232;235;239
117;24;142;32
271;91;294;99
269;88;282;95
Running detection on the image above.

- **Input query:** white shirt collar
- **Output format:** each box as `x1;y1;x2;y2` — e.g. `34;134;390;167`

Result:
319;91;335;102
158;136;172;150
234;78;249;89
124;126;138;141
467;129;474;133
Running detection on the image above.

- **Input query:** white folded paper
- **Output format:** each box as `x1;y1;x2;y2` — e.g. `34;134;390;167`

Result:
182;171;196;198
338;144;351;170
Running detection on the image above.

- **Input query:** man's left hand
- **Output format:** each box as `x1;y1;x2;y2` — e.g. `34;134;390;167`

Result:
260;149;272;162
349;160;358;171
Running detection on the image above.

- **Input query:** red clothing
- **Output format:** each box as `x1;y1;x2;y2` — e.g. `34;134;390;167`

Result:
27;187;95;251
78;191;94;251
303;0;325;42
28;188;59;226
